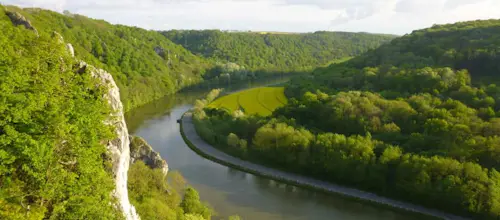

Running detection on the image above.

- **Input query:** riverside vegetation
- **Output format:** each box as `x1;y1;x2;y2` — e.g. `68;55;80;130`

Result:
128;162;214;220
193;19;500;219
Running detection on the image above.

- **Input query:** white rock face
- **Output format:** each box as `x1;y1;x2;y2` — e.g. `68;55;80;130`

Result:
66;43;75;57
86;63;140;220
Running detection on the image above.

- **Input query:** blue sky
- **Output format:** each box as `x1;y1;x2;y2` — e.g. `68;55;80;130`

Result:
3;0;500;34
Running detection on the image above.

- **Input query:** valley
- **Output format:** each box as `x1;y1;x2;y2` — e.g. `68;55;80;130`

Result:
1;2;500;220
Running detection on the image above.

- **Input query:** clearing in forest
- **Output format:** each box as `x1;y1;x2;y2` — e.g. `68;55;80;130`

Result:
208;87;288;116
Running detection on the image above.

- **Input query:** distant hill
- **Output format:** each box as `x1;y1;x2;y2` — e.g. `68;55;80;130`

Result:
346;19;500;78
162;30;396;72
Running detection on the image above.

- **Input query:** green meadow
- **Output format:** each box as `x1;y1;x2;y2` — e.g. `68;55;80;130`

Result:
208;87;288;116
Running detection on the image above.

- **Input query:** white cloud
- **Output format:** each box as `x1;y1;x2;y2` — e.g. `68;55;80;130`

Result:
2;0;500;34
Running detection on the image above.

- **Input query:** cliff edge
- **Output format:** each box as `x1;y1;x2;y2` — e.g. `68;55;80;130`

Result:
78;60;140;220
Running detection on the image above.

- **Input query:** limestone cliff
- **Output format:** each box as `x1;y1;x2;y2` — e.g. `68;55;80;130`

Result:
79;61;140;220
55;28;139;218
4;9;165;220
130;136;169;176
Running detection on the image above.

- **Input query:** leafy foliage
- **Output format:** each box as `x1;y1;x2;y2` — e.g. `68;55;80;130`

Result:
193;19;500;219
128;161;214;220
163;30;395;72
346;19;500;78
0;7;120;219
180;187;212;219
6;6;212;111
128;162;181;220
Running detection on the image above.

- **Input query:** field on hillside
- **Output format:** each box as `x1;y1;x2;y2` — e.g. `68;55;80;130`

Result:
208;87;288;116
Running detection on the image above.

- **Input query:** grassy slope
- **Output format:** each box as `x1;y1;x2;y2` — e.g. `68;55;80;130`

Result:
209;87;287;116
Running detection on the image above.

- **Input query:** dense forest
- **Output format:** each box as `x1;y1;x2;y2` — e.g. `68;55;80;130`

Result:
163;30;395;72
0;7;121;218
1;6;391;110
128;162;214;220
4;6;396;111
194;19;500;219
0;6;218;220
5;2;500;219
5;6;212;111
345;19;500;79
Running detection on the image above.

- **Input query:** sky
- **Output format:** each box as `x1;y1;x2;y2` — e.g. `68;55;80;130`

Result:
2;0;500;35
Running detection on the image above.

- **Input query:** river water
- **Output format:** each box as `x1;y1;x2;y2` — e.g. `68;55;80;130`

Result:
125;78;428;220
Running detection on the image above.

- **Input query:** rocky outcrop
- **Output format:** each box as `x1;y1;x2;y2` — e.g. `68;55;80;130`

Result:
154;46;165;58
5;10;39;36
52;31;64;43
80;61;140;220
130;136;169;176
52;31;75;57
66;43;75;57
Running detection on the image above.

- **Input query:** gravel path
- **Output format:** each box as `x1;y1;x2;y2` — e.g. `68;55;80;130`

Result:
181;112;469;220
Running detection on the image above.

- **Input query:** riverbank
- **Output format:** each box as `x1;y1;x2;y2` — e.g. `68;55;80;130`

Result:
180;111;469;220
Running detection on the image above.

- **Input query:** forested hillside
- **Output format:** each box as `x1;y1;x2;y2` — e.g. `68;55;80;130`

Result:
193;19;500;219
4;6;396;111
0;7;120;218
0;6;218;220
6;6;211;111
162;30;395;72
346;19;500;78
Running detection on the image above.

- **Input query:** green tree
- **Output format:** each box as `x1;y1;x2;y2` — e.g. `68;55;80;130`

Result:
227;133;241;148
181;187;212;219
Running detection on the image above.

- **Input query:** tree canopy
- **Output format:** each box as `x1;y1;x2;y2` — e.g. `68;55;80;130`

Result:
0;6;120;219
6;6;212;111
128;162;213;220
346;19;500;78
193;19;500;219
163;30;396;72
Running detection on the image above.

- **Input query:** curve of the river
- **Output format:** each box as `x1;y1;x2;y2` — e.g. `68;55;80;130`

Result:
125;77;437;220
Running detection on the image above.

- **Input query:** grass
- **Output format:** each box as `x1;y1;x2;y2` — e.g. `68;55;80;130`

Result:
208;87;288;116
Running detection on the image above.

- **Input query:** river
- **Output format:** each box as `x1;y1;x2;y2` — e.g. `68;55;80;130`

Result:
125;77;429;220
